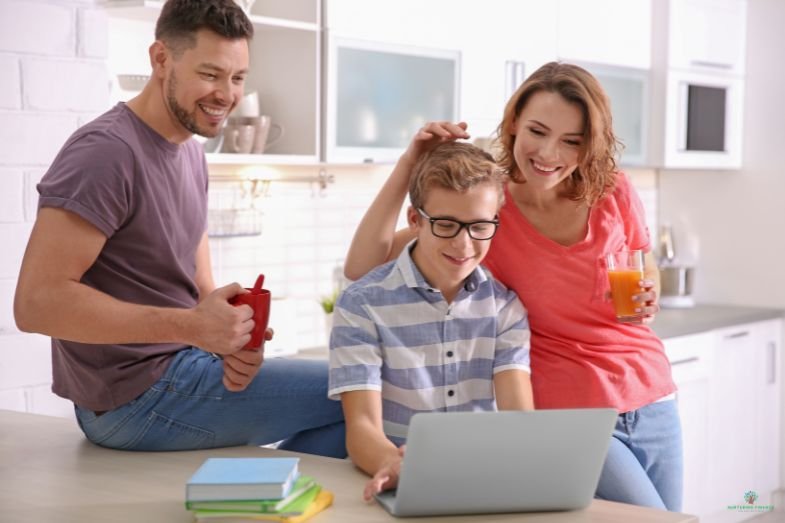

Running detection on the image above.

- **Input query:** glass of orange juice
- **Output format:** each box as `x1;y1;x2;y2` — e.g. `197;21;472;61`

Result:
606;250;644;323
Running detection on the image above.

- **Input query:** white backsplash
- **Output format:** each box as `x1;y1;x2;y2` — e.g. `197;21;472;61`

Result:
206;166;658;352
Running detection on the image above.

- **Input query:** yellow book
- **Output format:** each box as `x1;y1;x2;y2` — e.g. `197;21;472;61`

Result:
194;490;334;523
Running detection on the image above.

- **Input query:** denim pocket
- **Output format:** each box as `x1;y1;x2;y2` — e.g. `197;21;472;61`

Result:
123;411;216;451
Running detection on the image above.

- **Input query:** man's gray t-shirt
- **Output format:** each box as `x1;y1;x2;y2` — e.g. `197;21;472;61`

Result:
37;103;208;411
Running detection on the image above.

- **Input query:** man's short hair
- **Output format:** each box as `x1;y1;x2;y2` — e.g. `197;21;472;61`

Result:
155;0;254;56
409;142;505;210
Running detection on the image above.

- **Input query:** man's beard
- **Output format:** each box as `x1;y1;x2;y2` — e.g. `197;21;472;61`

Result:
165;71;219;138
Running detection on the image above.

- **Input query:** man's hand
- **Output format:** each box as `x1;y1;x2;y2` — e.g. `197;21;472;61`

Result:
191;283;254;354
222;328;273;392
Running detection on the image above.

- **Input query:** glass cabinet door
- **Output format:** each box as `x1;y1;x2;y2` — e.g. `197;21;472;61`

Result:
575;62;650;167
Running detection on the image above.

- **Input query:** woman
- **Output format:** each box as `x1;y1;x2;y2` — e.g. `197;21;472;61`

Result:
343;62;681;511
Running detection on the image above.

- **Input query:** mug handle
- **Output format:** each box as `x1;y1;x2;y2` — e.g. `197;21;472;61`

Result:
266;123;284;147
221;127;240;153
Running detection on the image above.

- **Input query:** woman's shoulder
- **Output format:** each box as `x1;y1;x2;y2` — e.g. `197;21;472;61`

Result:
598;171;635;209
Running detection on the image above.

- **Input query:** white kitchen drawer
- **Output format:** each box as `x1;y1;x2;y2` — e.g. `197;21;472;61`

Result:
663;331;715;384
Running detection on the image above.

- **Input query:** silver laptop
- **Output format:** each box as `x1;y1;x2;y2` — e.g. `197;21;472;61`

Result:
375;408;617;517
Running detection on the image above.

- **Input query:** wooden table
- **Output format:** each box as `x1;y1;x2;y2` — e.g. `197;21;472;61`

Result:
0;410;697;522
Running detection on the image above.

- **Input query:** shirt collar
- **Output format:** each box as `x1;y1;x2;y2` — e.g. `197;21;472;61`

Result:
395;239;487;294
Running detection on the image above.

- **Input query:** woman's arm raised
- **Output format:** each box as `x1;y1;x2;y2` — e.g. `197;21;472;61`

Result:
344;122;470;280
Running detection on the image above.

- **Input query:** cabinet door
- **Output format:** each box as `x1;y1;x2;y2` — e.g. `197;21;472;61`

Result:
557;0;651;69
755;319;782;503
668;0;746;74
575;63;649;166
327;0;559;139
664;332;714;517
708;324;764;519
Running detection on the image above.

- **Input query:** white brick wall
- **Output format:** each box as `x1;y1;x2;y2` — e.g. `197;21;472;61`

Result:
23;58;110;112
0;168;25;222
0;55;21;110
0;2;77;57
0;0;104;418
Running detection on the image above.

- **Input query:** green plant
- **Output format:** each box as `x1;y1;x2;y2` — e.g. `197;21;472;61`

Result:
319;289;340;314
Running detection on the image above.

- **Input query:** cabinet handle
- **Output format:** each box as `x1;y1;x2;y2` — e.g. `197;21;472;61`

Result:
690;60;733;70
670;356;699;367
768;342;777;384
724;330;750;340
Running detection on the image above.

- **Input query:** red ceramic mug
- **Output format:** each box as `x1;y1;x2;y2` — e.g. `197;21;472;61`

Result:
229;274;271;350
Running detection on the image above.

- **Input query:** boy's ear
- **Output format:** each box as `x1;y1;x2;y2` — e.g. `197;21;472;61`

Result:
406;206;420;231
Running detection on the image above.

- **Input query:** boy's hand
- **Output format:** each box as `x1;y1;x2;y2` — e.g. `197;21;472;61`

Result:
222;328;273;391
363;445;406;502
400;122;470;167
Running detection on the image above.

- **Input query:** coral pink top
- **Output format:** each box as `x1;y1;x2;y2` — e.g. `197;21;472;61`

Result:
483;174;675;412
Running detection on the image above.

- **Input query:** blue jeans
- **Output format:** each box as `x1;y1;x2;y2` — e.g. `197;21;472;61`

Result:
595;400;683;512
74;348;346;458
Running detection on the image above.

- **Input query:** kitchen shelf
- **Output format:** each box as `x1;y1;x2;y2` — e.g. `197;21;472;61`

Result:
101;0;319;31
205;153;319;165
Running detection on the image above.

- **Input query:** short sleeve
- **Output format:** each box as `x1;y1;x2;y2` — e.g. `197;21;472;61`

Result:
37;132;134;238
327;289;384;400
491;282;531;375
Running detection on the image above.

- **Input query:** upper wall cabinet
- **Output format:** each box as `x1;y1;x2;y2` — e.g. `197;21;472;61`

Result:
668;0;747;75
650;0;747;169
105;0;322;165
325;0;558;144
556;0;651;69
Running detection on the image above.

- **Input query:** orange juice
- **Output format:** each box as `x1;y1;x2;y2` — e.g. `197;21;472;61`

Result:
608;269;643;319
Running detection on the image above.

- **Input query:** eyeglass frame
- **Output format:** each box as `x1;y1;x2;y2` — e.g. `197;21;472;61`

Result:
416;208;500;240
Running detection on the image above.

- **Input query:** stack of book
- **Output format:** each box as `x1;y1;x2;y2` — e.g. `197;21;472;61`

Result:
185;457;333;523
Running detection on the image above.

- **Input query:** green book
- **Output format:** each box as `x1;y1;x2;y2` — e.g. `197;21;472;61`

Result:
186;476;317;514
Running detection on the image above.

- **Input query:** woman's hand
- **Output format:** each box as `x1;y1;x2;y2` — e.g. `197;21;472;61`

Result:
399;121;470;167
633;280;660;324
363;445;406;502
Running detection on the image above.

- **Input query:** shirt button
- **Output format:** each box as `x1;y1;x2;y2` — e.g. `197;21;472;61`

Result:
448;390;455;397
446;351;454;357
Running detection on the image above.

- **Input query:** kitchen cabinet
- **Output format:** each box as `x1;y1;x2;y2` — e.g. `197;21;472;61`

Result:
754;319;782;509
664;331;714;517
574;62;650;167
325;0;558;141
667;0;747;75
666;318;782;522
650;0;747;170
556;0;651;69
105;0;322;164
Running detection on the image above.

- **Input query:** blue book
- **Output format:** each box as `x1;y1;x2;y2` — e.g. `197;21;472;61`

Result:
186;458;300;502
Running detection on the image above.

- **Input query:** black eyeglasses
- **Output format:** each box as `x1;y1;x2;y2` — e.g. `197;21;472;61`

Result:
417;208;499;240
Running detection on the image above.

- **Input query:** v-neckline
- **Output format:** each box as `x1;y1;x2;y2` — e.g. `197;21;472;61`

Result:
503;184;594;253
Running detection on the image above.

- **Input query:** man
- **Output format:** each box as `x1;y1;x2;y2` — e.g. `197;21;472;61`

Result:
13;0;345;456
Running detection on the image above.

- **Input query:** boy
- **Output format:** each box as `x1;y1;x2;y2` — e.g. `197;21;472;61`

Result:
328;142;533;500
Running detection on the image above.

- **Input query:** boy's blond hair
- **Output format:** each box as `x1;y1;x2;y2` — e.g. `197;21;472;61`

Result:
408;142;505;210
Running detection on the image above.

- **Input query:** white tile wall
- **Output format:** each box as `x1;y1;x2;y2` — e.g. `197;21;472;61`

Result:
208;173;384;349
